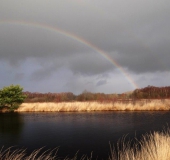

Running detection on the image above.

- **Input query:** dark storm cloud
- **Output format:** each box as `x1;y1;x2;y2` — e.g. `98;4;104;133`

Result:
0;0;170;93
0;24;90;61
0;22;115;77
0;0;169;75
68;52;114;75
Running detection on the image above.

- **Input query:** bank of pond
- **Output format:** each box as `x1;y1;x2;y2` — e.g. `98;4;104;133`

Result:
16;99;170;112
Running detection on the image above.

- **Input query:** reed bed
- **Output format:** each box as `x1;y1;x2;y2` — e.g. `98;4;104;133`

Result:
0;147;58;160
16;100;170;112
0;147;91;160
109;129;170;160
1;130;170;160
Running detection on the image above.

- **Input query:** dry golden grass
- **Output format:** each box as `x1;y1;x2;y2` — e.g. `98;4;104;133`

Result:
0;147;91;160
110;129;170;160
16;99;170;112
0;147;57;160
0;147;92;160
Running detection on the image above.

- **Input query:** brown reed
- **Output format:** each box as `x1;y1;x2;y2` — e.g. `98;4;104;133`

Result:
16;100;170;112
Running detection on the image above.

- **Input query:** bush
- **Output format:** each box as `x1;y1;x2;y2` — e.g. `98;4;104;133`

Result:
0;84;26;111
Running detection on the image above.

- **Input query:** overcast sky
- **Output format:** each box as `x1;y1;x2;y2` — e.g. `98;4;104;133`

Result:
0;0;170;94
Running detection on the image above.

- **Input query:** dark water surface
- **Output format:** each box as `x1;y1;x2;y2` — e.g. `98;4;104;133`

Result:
1;111;170;159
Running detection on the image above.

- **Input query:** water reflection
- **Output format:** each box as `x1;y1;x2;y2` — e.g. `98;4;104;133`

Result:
0;112;24;145
0;111;170;159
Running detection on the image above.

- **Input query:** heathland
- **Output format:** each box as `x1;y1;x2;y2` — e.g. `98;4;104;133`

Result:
16;85;170;112
1;85;170;160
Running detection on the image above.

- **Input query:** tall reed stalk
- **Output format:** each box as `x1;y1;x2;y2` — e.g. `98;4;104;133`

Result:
109;129;170;160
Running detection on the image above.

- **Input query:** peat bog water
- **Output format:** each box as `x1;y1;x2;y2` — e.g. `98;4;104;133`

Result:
1;111;170;159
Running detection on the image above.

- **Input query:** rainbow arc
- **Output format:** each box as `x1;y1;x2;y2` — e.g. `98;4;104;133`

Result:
0;20;138;89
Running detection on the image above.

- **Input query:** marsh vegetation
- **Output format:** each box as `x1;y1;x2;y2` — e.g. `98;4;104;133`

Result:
17;85;170;112
17;99;170;112
1;129;170;160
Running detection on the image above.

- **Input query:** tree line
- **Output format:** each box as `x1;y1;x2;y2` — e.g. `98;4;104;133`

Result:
24;86;170;102
132;85;170;99
23;90;120;102
1;84;170;112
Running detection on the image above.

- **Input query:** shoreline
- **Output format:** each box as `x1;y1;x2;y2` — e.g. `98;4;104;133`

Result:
15;99;170;112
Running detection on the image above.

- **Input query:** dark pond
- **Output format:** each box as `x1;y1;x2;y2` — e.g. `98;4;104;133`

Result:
0;111;170;159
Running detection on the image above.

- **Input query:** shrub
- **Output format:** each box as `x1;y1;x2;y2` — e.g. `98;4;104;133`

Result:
0;84;26;111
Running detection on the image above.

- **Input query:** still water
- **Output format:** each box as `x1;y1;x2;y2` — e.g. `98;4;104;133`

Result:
1;111;170;159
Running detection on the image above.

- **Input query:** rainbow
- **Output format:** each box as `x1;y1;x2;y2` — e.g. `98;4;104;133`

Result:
0;20;138;89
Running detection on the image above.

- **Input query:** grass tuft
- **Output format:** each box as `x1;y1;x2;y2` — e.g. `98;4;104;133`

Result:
109;129;170;160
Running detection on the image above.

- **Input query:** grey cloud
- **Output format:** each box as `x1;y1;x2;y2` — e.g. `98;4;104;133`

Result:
68;52;114;75
96;80;107;86
0;25;89;61
31;66;56;81
0;0;170;72
0;0;170;93
113;47;170;73
14;72;25;81
96;73;110;79
29;52;115;80
1;0;170;74
135;71;170;89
